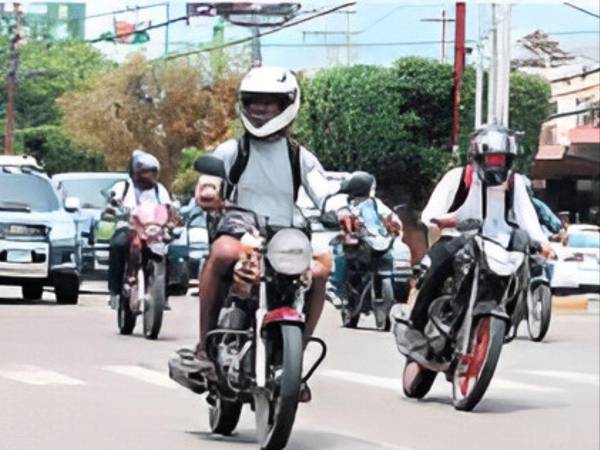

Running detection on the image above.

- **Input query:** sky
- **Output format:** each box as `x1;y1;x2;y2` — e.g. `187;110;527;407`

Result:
24;1;600;69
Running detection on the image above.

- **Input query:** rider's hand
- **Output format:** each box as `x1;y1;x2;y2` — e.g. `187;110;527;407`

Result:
541;242;557;260
384;214;403;239
432;213;458;230
195;175;224;212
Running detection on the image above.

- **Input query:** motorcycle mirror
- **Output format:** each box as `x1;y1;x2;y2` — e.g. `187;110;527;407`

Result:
338;172;374;196
319;211;340;230
194;155;227;179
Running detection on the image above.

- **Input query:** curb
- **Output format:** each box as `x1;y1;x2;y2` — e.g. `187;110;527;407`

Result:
552;295;589;311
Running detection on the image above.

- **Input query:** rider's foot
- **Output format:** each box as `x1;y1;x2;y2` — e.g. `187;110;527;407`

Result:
164;299;171;311
298;382;312;403
194;349;217;381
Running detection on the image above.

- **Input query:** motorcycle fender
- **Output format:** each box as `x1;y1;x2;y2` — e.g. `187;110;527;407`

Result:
261;307;305;329
472;301;510;322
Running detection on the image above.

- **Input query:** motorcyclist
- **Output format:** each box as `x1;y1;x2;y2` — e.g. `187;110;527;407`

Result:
107;150;173;309
400;124;555;354
194;67;336;396
329;172;404;300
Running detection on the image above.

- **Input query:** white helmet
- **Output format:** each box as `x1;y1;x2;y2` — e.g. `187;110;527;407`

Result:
239;66;300;139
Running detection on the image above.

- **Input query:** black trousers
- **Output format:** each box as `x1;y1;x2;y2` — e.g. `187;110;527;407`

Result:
409;235;466;331
108;228;130;296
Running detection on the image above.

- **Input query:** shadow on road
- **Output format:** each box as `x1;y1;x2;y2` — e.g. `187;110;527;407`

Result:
416;395;566;415
187;428;401;449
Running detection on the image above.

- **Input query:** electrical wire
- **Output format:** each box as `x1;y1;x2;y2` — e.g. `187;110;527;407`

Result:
87;15;187;43
563;2;600;19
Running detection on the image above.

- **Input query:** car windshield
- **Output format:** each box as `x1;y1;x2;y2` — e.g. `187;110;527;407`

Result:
568;231;600;249
0;173;59;212
57;177;126;209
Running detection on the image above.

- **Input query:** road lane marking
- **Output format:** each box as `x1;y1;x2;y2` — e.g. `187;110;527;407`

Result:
518;370;600;387
321;369;563;394
102;365;177;389
0;368;85;386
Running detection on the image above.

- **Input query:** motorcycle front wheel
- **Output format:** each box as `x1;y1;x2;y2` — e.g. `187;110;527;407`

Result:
452;316;506;411
143;260;166;340
255;324;303;450
117;293;136;335
403;358;437;399
527;284;552;342
209;396;243;436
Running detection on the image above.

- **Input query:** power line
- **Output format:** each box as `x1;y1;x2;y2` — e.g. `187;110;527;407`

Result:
262;39;475;48
163;2;357;61
563;2;600;19
67;2;169;24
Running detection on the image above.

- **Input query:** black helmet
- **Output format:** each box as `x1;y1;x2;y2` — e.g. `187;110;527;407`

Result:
469;123;519;186
340;171;375;198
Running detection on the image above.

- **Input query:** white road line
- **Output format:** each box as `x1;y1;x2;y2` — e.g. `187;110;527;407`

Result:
321;369;563;394
518;370;600;387
0;368;85;386
102;365;177;389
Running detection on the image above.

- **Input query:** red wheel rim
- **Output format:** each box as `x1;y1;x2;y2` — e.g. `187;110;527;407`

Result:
457;318;490;397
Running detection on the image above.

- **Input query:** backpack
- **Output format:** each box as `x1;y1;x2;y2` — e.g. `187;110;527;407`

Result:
225;133;303;202
447;164;517;227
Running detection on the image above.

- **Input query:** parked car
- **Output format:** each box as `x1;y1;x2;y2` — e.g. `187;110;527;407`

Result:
551;224;600;295
53;172;130;273
0;159;82;303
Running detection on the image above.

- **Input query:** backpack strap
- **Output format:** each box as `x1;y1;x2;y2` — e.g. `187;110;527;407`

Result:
287;138;302;202
121;180;130;202
225;133;251;201
154;184;161;204
448;165;471;213
505;173;518;228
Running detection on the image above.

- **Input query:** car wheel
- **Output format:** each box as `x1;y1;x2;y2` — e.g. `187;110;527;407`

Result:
22;283;44;301
54;273;80;305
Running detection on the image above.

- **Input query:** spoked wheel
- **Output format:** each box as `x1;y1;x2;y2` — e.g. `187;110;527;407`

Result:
143;260;166;340
403;358;437;399
255;325;303;450
209;396;243;436
452;316;506;411
527;284;552;342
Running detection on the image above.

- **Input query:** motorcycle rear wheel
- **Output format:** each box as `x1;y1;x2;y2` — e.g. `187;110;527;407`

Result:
143;260;166;340
255;325;303;450
452;316;506;411
527;284;552;342
209;396;243;436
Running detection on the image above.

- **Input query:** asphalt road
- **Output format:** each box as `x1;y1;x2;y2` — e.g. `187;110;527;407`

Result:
1;282;598;450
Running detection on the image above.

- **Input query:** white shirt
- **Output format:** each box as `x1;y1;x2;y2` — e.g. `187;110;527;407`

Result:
111;180;171;209
421;167;548;247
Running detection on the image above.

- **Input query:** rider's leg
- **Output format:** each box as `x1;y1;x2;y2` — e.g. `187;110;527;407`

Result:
108;228;130;306
409;236;465;331
304;252;332;340
198;235;241;353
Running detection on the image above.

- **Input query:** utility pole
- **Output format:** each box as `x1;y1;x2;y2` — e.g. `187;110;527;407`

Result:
487;4;511;127
487;4;498;125
450;2;466;152
420;9;455;63
251;27;262;66
341;9;356;65
474;4;484;129
4;2;23;155
164;2;170;56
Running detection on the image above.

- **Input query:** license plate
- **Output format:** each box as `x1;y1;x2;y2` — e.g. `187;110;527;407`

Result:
7;250;32;263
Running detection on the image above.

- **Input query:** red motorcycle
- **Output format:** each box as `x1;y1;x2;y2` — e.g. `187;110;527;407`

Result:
117;203;178;339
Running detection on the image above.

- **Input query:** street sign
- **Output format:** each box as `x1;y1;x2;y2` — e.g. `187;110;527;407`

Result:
186;1;300;27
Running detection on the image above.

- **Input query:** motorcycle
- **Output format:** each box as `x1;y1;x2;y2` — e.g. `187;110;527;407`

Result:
506;253;552;342
114;202;179;339
169;155;328;450
330;199;408;331
392;219;533;411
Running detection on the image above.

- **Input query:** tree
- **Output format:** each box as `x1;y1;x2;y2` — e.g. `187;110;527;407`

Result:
58;54;241;186
0;39;113;128
296;57;550;209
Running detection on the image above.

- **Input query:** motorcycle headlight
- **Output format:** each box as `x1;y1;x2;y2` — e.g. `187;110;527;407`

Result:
145;224;162;237
267;229;312;275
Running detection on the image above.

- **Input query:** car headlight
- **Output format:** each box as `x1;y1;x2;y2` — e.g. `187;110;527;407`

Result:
188;227;209;244
267;229;312;275
50;223;77;246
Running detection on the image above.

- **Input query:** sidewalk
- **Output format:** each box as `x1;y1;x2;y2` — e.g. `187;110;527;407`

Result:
553;294;599;313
